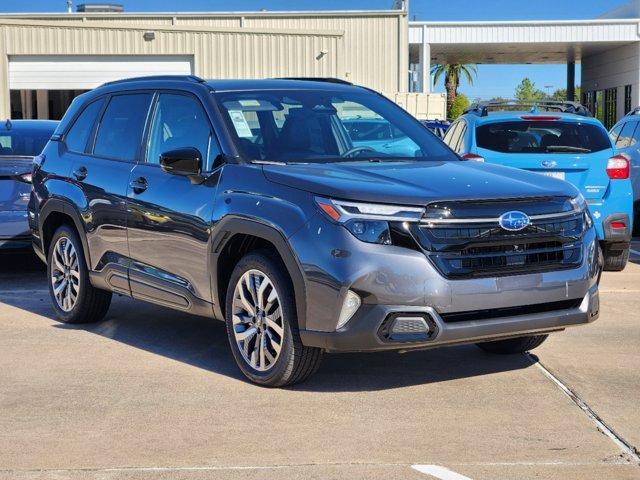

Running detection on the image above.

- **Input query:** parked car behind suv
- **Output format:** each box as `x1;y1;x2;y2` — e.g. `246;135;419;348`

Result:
1;119;58;250
30;77;601;386
609;109;640;235
444;100;634;271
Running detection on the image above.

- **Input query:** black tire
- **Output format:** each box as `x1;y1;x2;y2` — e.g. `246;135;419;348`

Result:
47;225;112;324
633;202;640;237
602;245;629;272
224;250;323;387
476;334;548;355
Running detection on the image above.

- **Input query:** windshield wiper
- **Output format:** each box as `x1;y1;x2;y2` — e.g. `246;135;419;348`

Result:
545;146;591;153
250;159;287;166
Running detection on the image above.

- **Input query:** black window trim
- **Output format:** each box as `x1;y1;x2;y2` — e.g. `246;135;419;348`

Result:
140;89;224;173
86;89;155;164
61;96;107;155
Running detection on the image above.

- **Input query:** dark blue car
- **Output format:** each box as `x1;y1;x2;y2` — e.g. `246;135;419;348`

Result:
1;119;58;249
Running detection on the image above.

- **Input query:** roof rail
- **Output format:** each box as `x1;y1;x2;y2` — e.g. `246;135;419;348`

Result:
277;77;353;85
463;99;592;118
625;106;640;116
99;75;206;88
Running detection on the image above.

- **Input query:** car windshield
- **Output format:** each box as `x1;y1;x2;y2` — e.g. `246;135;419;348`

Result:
0;127;55;157
476;121;611;154
215;89;457;164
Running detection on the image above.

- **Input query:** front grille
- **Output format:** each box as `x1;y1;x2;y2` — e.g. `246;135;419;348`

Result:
439;298;583;323
411;200;585;279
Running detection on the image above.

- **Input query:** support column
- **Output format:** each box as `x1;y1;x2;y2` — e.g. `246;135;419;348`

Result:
36;90;49;119
421;25;430;93
567;61;576;101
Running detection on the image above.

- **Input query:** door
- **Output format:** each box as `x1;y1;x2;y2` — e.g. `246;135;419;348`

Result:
68;92;152;294
126;91;221;314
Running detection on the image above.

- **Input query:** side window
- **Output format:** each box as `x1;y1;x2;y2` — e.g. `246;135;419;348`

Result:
444;121;461;149
616;122;636;149
631;122;640;146
455;123;467;153
146;93;218;169
65;98;105;153
609;123;623;145
93;93;152;161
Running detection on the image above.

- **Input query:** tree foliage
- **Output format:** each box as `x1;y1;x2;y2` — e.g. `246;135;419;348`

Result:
431;63;477;118
449;94;470;120
514;78;546;102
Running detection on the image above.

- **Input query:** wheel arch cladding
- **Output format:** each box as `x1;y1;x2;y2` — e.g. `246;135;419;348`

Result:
211;216;307;330
40;199;92;267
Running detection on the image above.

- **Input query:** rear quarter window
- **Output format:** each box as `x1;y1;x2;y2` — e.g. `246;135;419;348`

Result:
65;98;105;153
476;120;611;154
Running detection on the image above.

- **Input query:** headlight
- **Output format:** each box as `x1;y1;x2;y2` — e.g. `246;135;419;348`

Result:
315;197;424;244
570;194;593;229
570;193;587;212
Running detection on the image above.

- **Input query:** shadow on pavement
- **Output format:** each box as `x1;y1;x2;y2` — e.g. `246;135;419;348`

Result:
46;296;535;392
0;253;534;391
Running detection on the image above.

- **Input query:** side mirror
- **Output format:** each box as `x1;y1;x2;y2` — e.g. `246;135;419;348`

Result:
159;148;202;177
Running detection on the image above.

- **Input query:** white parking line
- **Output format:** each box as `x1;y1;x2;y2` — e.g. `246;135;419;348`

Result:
412;465;474;480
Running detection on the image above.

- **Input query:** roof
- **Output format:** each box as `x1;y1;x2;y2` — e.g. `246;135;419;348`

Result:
466;111;600;124
206;78;362;92
1;119;59;131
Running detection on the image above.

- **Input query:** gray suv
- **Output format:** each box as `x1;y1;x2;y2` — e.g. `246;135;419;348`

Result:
30;76;601;386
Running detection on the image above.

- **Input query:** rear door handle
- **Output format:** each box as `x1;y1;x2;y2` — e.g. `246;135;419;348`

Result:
129;176;148;194
72;166;87;181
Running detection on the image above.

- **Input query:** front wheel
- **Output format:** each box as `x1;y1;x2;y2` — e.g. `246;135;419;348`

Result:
224;251;323;387
476;334;548;355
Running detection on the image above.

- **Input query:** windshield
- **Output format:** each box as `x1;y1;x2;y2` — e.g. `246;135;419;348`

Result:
476;121;611;154
0;127;55;157
215;89;457;164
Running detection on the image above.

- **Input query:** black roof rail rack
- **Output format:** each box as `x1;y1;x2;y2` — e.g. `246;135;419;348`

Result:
99;75;206;88
277;77;353;85
463;99;592;118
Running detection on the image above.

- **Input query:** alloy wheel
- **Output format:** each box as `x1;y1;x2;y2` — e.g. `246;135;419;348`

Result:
51;236;80;312
231;269;285;372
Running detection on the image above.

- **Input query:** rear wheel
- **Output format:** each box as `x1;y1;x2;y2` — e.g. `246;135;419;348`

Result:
602;243;629;272
476;334;548;355
224;250;323;387
47;225;112;323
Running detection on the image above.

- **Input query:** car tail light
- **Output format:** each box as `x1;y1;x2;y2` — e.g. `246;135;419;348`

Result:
15;172;32;184
610;221;626;229
606;154;630;179
520;115;561;121
461;153;485;162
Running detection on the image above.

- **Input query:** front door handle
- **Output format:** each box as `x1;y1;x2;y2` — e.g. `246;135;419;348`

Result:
72;166;87;181
129;176;148;194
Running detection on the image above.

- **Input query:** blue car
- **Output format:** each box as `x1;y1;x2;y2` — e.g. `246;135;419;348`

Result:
443;100;633;271
609;109;640;236
420;119;451;139
1;119;58;250
342;118;421;157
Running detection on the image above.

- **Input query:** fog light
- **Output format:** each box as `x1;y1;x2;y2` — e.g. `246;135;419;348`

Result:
336;290;361;330
391;316;431;335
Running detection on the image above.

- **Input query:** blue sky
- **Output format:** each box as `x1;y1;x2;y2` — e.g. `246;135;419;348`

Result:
0;0;631;99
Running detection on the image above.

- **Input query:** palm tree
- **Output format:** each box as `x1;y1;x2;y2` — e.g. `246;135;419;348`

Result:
431;64;477;118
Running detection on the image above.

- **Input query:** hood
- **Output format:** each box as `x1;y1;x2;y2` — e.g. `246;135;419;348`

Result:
262;160;579;206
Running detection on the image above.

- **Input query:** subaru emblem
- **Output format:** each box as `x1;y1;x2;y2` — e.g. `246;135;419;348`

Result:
541;160;557;168
499;211;530;231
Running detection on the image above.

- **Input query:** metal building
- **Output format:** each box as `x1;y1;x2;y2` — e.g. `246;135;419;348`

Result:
0;7;433;120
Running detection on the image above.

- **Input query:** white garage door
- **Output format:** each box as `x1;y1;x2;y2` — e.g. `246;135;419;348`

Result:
9;55;194;90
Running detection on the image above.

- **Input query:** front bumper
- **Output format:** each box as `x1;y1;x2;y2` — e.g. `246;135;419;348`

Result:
300;284;599;352
293;214;600;352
